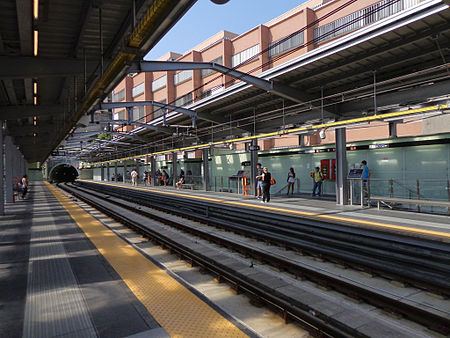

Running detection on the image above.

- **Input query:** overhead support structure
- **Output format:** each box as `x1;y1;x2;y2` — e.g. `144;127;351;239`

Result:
97;101;224;127
0;56;97;79
69;130;146;142
101;120;173;134
98;101;197;119
129;61;310;104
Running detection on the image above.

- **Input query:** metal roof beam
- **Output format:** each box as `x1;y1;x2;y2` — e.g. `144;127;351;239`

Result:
69;130;146;142
101;120;173;134
98;100;229;126
130;61;311;104
0;56;97;79
98;100;196;117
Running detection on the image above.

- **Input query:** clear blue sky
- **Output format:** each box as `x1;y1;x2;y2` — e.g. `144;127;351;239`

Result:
145;0;308;60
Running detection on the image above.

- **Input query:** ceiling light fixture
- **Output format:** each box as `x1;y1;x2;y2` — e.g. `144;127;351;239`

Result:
33;30;38;56
33;0;39;19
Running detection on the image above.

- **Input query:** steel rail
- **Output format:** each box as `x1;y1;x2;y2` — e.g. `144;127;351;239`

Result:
59;183;350;338
62;182;450;335
75;180;450;294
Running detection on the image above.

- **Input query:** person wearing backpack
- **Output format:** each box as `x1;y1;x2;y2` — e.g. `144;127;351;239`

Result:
312;167;324;197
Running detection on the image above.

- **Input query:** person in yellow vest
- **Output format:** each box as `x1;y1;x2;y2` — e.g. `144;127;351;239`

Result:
311;167;324;197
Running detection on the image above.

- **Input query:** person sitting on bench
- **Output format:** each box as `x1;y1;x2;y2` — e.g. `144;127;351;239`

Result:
175;170;185;190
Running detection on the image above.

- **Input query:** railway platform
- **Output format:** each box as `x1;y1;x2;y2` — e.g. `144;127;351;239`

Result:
80;179;450;242
0;181;260;338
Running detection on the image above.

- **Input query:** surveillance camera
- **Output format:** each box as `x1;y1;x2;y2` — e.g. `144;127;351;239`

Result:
319;130;326;139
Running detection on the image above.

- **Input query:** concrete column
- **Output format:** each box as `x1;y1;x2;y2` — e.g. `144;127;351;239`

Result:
100;165;105;181
172;152;177;188
123;162;127;183
106;163;110;181
335;128;348;205
0;125;4;215
5;137;14;203
136;160;140;184
250;139;258;196
114;162;118;182
202;148;210;191
150;156;156;186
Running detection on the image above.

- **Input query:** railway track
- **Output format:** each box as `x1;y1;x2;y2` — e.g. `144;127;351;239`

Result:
62;181;450;336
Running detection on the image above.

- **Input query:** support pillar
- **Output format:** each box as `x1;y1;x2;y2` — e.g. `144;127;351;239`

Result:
136;160;140;181
202;148;210;191
150;156;156;186
100;165;105;181
106;163;110;181
5;137;14;203
335;128;348;205
0;125;4;215
114;162;118;181
123;162;127;183
172;152;177;188
250;139;258;196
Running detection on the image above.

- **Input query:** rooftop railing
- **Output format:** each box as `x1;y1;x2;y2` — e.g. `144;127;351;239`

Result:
314;0;422;44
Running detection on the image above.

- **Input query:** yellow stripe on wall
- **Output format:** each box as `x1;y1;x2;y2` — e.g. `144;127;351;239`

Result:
45;182;247;337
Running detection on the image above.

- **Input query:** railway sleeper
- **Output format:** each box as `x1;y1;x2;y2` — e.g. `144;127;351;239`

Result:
64;184;450;334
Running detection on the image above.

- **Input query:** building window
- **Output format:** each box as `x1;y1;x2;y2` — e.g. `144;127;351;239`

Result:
232;45;260;67
314;0;413;44
201;56;223;78
115;109;126;120
174;70;192;85
152;75;166;92
133;106;146;121
269;31;304;58
132;82;144;98
153;100;167;119
174;93;193;107
113;89;125;102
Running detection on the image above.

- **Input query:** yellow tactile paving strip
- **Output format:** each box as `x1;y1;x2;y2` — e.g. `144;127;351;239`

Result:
45;182;247;338
78;179;450;240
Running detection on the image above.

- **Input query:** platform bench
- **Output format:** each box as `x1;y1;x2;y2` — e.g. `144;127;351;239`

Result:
180;184;195;190
371;196;450;210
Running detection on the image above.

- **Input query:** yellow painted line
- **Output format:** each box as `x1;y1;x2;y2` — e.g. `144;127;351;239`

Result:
45;182;247;337
78;179;450;240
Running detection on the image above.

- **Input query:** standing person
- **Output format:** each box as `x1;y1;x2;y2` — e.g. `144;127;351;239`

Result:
162;170;169;187
143;171;148;186
176;170;185;190
287;168;296;195
21;175;29;199
255;163;264;199
130;168;138;186
312;167;324;197
261;167;272;203
360;160;371;193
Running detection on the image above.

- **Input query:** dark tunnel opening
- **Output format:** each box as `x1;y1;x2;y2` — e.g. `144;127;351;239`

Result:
49;164;79;183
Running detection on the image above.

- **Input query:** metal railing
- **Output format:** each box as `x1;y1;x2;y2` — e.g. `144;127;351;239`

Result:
348;178;450;213
314;0;422;44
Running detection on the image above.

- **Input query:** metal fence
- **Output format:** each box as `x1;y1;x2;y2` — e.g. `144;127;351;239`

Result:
348;178;450;213
314;0;422;44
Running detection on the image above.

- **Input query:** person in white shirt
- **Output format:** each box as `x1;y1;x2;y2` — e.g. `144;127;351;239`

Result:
130;169;138;186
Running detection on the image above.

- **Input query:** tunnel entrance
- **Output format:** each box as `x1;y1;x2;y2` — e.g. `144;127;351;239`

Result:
49;164;79;183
